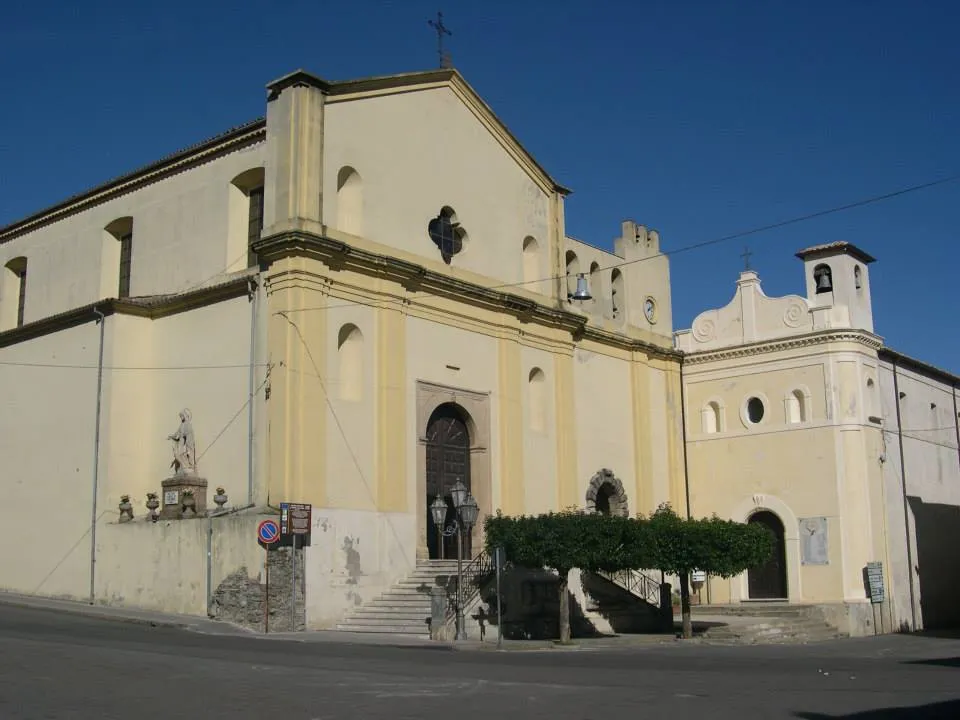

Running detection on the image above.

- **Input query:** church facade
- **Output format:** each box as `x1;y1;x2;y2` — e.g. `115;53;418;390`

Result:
0;68;686;629
677;243;960;634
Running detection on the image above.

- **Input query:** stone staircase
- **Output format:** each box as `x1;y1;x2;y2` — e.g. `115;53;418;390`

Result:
335;560;461;636
692;604;847;644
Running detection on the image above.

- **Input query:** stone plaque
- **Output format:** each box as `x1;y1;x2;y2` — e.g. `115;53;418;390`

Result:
800;516;829;565
164;490;179;506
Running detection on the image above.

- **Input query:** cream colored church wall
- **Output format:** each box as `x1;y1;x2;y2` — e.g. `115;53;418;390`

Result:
685;359;845;604
572;345;637;512
520;345;557;515
0;322;103;600
0;141;266;326
323;88;553;293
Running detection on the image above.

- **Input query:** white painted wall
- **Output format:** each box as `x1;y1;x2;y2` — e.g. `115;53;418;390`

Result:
878;356;960;631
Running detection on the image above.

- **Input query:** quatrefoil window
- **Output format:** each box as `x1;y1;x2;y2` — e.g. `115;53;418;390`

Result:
428;206;467;264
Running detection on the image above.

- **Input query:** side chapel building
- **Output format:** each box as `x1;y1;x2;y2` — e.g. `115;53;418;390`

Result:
0;67;956;635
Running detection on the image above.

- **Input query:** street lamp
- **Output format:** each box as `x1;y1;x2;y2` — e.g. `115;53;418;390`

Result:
429;478;480;641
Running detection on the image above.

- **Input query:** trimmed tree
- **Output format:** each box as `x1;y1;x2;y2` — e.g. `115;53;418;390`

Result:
647;504;775;638
484;510;651;643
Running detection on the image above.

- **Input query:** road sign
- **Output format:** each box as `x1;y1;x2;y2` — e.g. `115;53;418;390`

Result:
279;502;312;547
258;519;280;545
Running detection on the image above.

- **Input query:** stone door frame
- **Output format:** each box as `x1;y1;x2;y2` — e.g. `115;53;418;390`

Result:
416;380;491;561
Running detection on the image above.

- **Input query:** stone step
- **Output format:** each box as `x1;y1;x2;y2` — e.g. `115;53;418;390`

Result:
336;622;431;634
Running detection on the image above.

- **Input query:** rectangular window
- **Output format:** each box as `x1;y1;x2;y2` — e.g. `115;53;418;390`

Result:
247;186;265;268
118;232;133;298
16;265;26;328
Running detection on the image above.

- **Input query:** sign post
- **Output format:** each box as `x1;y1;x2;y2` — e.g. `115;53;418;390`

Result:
866;561;886;635
494;546;506;649
280;503;312;632
257;519;280;633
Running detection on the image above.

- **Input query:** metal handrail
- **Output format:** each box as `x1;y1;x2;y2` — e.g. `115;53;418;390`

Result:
444;550;493;624
594;568;662;607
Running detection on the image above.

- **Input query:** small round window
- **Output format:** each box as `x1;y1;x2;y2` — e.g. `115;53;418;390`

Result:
746;397;765;424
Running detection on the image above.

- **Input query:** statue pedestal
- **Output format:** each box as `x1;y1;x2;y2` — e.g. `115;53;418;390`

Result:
160;475;208;519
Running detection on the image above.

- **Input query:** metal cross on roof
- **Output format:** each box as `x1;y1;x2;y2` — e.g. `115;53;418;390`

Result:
741;245;753;271
428;11;453;69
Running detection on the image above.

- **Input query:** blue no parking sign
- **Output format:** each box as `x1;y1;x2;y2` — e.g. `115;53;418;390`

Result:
258;519;280;545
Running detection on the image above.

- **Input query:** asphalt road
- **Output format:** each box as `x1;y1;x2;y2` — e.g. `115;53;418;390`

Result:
1;603;959;719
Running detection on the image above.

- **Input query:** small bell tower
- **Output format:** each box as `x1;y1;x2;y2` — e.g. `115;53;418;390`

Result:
796;242;876;332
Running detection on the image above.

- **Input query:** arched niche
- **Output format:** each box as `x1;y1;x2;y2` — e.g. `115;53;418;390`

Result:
585;469;629;517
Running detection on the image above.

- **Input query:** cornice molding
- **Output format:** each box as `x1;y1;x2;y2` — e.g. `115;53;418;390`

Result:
681;330;883;366
0;274;252;349
253;230;680;360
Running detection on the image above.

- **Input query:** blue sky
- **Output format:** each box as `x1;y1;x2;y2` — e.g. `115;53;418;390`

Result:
1;1;957;373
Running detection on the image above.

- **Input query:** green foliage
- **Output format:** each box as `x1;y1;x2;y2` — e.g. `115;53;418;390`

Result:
646;504;775;577
485;504;773;578
484;510;654;576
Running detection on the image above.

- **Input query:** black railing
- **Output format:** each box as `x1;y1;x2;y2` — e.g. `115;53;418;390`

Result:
595;569;662;607
443;550;493;625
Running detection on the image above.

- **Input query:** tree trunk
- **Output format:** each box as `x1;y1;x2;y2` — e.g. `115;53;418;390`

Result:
558;572;571;643
680;570;693;639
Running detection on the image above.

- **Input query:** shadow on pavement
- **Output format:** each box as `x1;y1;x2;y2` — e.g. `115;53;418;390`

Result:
795;699;960;718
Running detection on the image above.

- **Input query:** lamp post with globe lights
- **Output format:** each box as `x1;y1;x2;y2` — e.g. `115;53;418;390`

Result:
429;478;479;640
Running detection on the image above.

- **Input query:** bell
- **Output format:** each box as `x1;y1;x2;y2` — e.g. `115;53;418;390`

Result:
570;273;592;302
815;269;833;292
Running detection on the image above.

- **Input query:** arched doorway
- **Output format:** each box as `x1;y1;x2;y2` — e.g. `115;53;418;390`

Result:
595;484;614;515
584;469;628;517
425;403;471;560
747;511;788;600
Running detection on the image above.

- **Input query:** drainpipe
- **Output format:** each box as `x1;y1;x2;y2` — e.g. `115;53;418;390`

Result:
679;357;692;520
89;306;106;605
891;359;918;630
206;503;255;617
247;276;258;506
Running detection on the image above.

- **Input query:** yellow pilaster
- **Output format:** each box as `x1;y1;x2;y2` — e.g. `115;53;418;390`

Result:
376;304;407;512
265;258;327;507
630;354;654;515
497;332;524;514
555;350;578;509
662;360;688;516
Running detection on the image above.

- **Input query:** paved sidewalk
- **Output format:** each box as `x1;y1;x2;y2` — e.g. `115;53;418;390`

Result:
0;591;704;651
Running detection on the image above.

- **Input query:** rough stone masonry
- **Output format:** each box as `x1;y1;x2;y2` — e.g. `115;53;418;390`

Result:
211;546;305;633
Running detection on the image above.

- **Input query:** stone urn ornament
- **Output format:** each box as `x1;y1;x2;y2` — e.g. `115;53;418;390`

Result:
118;494;134;523
181;488;196;517
145;492;160;522
213;487;228;509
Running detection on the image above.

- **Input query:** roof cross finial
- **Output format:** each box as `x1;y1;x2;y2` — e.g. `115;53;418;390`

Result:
427;11;453;69
741;245;753;272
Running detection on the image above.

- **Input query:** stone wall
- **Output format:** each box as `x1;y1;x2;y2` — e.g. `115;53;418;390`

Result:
212;545;305;633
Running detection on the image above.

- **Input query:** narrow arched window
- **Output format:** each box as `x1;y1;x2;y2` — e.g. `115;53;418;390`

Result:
522;236;539;287
337;166;363;236
565;250;580;298
104;217;134;299
589;262;602;310
229;168;266;270
702;401;721;434
3;257;27;329
786;389;807;424
611;268;624;318
528;367;546;432
337;324;363;401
